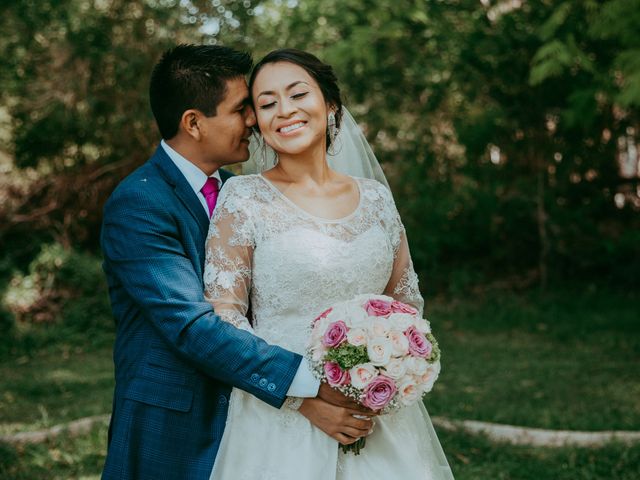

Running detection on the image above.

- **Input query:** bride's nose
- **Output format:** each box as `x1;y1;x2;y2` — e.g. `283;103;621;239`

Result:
277;97;297;117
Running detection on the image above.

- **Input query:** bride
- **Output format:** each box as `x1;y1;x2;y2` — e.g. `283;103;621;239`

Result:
204;49;454;479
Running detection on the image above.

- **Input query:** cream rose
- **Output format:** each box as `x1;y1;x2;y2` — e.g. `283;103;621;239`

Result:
415;317;431;334
398;377;421;406
403;356;429;376
346;327;367;346
419;362;441;392
367;336;393;366
387;330;410;356
383;358;407;380
388;313;414;332
349;363;379;389
367;318;389;338
349;308;370;329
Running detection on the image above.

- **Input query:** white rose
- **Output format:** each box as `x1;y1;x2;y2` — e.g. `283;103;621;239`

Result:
348;308;370;329
367;337;393;366
383;358;407;380
412;357;429;376
388;313;414;331
309;344;327;362
415;317;431;334
313;316;332;339
355;294;391;304
325;305;347;324
346;328;367;346
387;330;409;356
349;363;379;389
403;356;428;375
419;362;441;393
367;318;389;338
398;378;421;406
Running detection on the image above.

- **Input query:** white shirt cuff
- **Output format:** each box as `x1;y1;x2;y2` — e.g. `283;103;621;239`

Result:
286;358;320;398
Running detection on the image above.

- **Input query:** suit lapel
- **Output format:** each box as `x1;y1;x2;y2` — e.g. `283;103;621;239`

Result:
150;146;210;235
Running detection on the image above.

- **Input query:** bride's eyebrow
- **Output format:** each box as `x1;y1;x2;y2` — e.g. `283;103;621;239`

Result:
257;81;309;98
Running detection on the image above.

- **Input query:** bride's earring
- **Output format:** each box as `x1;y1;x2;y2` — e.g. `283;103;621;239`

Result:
257;134;278;170
327;111;338;155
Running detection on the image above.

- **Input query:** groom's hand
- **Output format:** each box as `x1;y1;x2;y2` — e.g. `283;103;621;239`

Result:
298;398;375;445
317;383;376;414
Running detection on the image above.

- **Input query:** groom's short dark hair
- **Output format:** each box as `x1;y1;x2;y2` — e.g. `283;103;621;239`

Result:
149;44;253;139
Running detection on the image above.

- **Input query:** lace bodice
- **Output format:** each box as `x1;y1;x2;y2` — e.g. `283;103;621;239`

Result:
204;174;423;355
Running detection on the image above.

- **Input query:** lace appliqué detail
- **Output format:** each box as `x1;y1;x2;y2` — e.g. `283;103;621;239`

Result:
208;203;255;247
283;396;304;410
217;309;253;332
203;246;251;299
393;267;423;314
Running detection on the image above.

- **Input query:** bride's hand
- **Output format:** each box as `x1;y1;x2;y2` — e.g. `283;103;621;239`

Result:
317;383;377;414
298;397;375;445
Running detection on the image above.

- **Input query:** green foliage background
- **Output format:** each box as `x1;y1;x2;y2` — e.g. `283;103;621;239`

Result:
0;0;638;351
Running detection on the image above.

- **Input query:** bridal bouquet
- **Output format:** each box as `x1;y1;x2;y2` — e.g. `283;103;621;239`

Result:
306;294;441;454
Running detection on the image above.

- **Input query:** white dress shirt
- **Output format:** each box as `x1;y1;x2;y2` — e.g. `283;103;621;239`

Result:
160;141;319;398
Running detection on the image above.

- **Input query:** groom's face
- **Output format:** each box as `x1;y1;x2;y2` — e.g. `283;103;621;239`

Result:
199;77;255;166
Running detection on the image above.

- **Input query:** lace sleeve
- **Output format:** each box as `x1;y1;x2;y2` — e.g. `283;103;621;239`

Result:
379;186;425;316
203;179;255;332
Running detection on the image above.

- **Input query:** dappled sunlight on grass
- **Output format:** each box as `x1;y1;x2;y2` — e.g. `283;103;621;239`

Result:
0;424;108;479
426;289;640;431
0;347;114;432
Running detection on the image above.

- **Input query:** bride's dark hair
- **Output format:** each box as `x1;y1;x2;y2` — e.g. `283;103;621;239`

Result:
248;49;343;149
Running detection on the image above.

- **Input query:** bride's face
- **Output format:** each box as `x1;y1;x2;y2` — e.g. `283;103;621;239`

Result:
252;61;330;156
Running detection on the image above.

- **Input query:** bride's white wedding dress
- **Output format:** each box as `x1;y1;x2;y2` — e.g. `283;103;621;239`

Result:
204;174;454;480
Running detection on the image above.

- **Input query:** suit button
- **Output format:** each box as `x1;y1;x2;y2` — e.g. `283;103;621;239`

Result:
259;378;268;387
267;383;276;392
218;395;228;405
250;373;260;383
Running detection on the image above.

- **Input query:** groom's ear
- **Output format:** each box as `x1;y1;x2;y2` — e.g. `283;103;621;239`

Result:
180;109;203;141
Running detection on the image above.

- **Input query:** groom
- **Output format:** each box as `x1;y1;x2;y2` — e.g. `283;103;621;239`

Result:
100;45;373;479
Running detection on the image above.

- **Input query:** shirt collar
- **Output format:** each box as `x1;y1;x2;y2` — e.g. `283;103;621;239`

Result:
161;140;221;195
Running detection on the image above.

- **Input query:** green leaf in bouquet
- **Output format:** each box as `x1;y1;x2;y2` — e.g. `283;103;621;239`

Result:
426;333;441;363
326;344;369;370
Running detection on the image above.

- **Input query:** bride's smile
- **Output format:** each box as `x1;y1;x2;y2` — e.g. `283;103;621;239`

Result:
277;120;307;135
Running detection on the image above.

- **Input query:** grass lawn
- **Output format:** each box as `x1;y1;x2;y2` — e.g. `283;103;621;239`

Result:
427;287;640;431
1;424;638;479
0;345;114;435
0;287;638;477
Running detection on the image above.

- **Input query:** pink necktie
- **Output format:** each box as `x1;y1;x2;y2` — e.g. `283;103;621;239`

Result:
201;177;219;218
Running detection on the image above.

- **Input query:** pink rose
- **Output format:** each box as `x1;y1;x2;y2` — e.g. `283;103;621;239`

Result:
405;326;432;358
313;307;333;325
364;299;393;317
361;375;397;410
324;361;350;387
391;301;418;315
322;320;348;347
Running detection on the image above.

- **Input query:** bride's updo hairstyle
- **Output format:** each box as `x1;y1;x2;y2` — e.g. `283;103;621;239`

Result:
248;48;343;150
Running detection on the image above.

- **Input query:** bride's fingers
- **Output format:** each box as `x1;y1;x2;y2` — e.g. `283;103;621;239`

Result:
342;416;373;432
349;402;377;414
340;426;370;439
346;408;377;419
335;433;359;445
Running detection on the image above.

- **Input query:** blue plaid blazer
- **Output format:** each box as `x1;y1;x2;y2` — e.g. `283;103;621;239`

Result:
100;146;302;479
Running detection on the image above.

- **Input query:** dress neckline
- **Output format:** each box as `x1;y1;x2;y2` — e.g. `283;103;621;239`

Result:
257;174;364;223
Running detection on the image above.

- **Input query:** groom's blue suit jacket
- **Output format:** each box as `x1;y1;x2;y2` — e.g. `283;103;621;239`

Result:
100;146;302;479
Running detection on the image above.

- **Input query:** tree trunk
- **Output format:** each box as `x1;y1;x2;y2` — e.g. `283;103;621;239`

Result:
536;168;549;291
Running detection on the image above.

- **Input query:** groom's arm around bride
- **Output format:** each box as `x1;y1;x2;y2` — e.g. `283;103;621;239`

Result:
100;44;371;480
